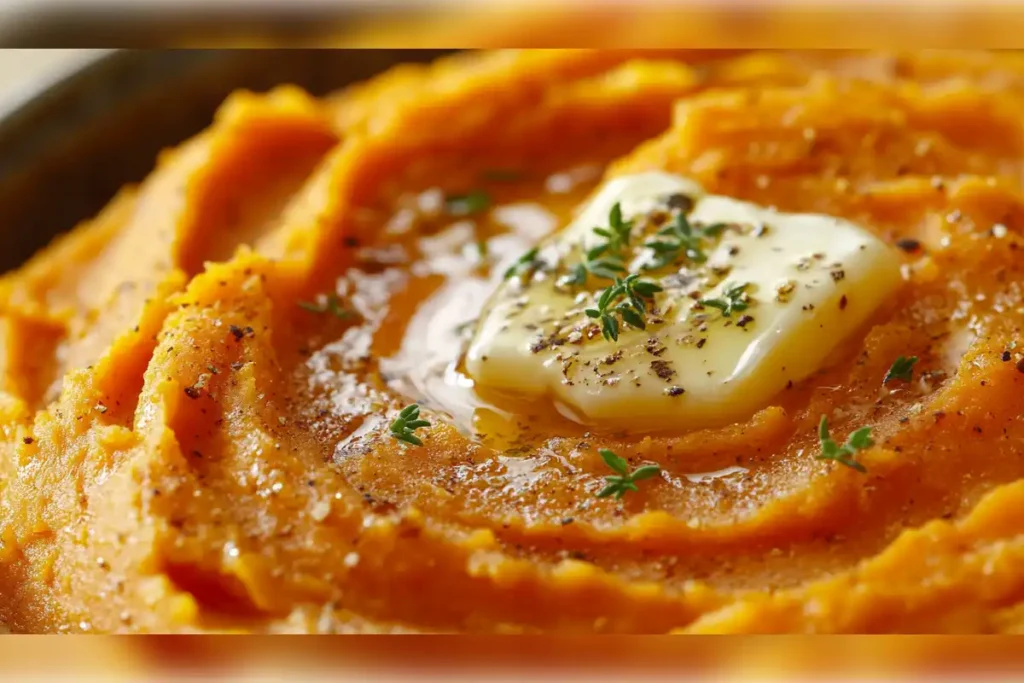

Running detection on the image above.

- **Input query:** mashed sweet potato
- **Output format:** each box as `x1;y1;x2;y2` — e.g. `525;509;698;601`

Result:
2;50;1024;633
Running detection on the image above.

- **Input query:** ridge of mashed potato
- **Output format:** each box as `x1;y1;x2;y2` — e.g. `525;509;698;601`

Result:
2;50;1024;633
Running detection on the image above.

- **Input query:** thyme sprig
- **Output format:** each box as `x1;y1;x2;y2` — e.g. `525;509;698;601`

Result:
816;416;872;473
644;213;726;270
557;202;632;289
585;273;663;341
389;404;431;447
699;282;751;317
592;202;633;256
596;449;661;499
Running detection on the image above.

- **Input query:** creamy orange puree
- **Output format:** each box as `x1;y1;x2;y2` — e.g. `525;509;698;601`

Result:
3;50;1024;633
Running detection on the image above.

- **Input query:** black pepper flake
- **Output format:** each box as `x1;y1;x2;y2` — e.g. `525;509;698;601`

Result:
184;386;201;399
230;361;245;371
934;411;946;422
644;337;667;357
529;331;567;355
23;437;33;444
665;386;685;397
650;360;676;382
343;236;360;248
191;450;203;458
830;270;846;282
1002;350;1012;362
229;325;254;340
560;518;575;526
1016;358;1024;374
839;295;848;310
602;350;623;366
895;238;921;253
736;315;754;328
666;193;693;212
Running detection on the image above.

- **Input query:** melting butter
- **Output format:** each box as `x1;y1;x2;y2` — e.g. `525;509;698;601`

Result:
379;206;560;438
465;171;903;432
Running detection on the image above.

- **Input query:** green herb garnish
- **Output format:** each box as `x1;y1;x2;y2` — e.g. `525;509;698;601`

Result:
446;190;492;216
591;202;633;255
596;449;661;499
883;355;918;384
816;416;872;473
474;239;489;260
557;262;590;288
699;282;751;317
503;247;542;281
557;252;627;288
298;293;354;319
389;404;431;447
643;214;726;270
481;169;524;182
558;204;635;290
648;216;725;269
585;273;663;342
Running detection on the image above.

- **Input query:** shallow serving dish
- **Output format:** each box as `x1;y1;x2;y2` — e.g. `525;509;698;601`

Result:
5;49;1024;635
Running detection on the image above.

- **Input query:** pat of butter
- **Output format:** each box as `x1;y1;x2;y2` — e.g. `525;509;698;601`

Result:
466;171;902;432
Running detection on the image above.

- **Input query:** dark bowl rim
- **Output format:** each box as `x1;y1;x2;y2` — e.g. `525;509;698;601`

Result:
0;49;113;123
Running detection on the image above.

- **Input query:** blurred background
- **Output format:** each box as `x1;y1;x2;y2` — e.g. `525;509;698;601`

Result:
2;1;1024;47
0;49;449;272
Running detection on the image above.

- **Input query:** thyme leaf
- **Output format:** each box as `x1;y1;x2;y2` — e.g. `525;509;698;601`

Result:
883;355;918;384
503;247;542;281
446;190;492;216
390;404;431;447
584;274;663;342
816;416;872;473
595;448;661;499
698;282;751;318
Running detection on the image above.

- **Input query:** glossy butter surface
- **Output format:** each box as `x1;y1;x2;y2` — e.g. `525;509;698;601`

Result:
467;172;904;430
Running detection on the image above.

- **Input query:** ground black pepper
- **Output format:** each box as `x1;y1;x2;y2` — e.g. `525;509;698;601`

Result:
650;360;676;381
